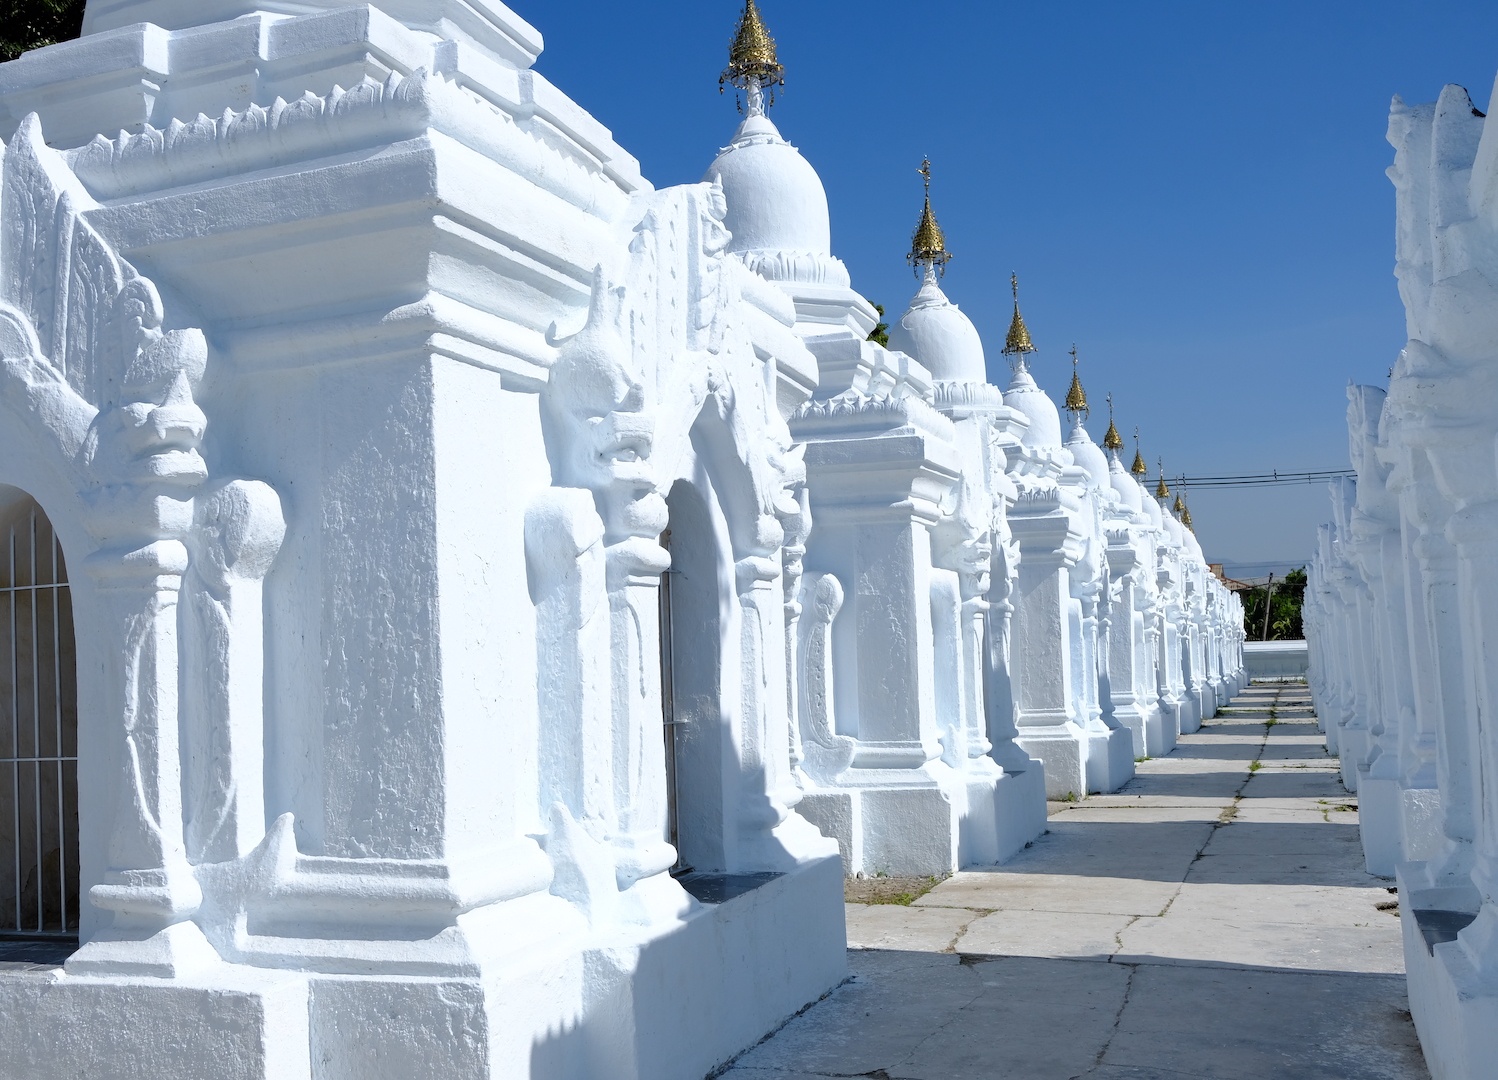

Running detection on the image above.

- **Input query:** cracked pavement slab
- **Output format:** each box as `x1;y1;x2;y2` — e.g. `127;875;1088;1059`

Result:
717;685;1430;1080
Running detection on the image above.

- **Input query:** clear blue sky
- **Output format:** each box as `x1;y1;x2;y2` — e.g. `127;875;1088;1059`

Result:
529;0;1498;575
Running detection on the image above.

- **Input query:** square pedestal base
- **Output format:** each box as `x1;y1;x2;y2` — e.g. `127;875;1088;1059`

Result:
1397;864;1498;1080
0;855;846;1080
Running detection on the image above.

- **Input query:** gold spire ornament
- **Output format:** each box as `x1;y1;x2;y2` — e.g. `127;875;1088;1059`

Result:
720;0;785;112
1173;491;1186;515
1103;393;1124;451
1064;345;1088;420
1002;273;1036;363
1131;429;1147;476
1181;500;1194;530
1155;460;1170;501
908;159;952;277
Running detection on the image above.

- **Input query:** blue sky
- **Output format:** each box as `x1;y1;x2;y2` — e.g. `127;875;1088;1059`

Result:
530;0;1498;574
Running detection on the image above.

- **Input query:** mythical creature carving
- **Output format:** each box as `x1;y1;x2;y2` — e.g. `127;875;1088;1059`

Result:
0;114;285;974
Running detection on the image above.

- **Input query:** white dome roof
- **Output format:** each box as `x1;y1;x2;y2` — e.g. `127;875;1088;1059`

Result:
1003;367;1063;449
1065;421;1110;488
1109;454;1143;512
705;114;831;257
1141;485;1163;527
887;275;987;383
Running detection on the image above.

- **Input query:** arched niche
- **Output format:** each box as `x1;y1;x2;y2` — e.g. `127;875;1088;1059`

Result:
661;475;736;874
0;486;79;941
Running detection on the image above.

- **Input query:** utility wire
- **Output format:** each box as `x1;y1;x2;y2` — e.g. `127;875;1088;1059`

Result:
1171;468;1354;490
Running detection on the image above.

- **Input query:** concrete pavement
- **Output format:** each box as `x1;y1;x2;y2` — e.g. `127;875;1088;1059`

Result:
720;684;1429;1080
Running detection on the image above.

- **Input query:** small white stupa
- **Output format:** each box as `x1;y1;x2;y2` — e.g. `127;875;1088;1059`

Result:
1001;279;1065;451
887;163;987;384
703;0;876;341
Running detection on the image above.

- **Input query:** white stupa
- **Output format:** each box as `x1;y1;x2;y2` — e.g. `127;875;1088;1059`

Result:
703;1;875;338
887;163;987;383
999;278;1064;449
1062;353;1110;488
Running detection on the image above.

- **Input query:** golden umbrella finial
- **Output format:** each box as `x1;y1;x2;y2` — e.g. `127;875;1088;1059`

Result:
1155;459;1170;501
1173;491;1186;514
720;0;785;112
1181;499;1194;530
1065;345;1088;421
1131;428;1147;476
1103;393;1124;451
908;159;952;277
1002;273;1036;362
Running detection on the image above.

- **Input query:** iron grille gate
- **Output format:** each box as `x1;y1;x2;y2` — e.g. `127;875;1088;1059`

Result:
0;498;78;940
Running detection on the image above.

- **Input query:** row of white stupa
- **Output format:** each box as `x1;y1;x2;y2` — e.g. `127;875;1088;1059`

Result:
702;12;1250;870
0;2;1243;1077
1305;80;1498;1080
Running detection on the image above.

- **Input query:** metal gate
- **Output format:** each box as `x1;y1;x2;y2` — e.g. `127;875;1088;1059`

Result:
0;497;78;939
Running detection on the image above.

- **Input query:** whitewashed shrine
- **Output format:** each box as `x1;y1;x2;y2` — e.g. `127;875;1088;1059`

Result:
1307;74;1498;1080
0;2;1244;1077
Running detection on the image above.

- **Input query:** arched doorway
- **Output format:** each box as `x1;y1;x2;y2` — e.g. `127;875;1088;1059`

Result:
0;492;78;946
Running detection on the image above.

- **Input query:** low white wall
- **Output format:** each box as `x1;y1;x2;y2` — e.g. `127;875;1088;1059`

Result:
1243;640;1308;679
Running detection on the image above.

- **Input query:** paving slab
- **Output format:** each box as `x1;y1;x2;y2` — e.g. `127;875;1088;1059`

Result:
957;908;1136;960
1188;852;1386;886
1164;881;1400;928
844;902;976;951
1201;820;1365;856
915;873;1180;916
1093;965;1425;1080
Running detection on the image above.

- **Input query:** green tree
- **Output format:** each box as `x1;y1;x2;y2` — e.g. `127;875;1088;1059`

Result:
867;303;890;348
1;0;85;63
1239;567;1307;641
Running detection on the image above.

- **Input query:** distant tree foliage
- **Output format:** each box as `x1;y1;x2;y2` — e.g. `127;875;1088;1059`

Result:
1;0;85;63
867;303;890;348
1240;567;1306;641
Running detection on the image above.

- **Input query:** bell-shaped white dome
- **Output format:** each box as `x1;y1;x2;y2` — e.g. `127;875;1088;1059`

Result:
1140;484;1163;528
1109;454;1143;512
1065;420;1110;489
887;273;987;383
1003;366;1063;449
705;114;836;263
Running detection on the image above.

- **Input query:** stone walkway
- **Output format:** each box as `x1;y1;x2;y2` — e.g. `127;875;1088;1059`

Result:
722;684;1430;1080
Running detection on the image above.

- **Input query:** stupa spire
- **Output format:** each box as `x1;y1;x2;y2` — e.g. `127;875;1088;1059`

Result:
1155;459;1170;501
908;159;952;279
1130;429;1147;476
1064;345;1088;422
1103;394;1124;452
720;0;785;115
1002;273;1037;369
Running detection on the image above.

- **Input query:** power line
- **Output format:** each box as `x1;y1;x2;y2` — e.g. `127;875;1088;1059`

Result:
1173;468;1354;490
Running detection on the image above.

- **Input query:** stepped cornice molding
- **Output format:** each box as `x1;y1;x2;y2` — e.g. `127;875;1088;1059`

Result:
67;67;633;217
790;388;955;443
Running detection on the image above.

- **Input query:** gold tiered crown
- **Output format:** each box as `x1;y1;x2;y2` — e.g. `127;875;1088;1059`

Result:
1155;470;1170;500
1002;273;1036;357
721;0;784;100
1104;419;1124;451
908;159;952;276
1064;346;1088;419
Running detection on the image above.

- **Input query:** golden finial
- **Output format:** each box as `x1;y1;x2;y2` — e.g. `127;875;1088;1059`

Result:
1155;459;1170;501
720;0;785;111
1173;491;1186;514
1002;273;1036;361
908;159;952;277
1181;500;1194;529
1064;345;1088;420
1130;428;1147;476
1103;395;1123;451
